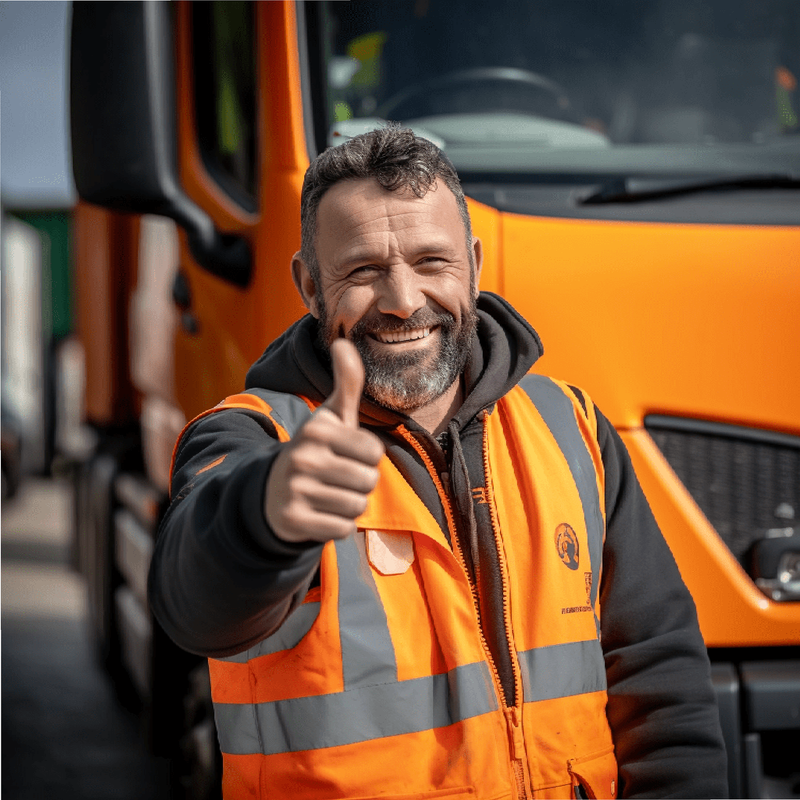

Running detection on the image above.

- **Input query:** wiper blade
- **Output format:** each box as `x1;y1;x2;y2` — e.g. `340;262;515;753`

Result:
579;174;800;205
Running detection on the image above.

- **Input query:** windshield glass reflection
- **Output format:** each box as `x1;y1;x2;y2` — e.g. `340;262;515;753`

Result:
317;0;799;175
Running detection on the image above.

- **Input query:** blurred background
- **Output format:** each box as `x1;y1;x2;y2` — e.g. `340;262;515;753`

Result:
1;2;172;798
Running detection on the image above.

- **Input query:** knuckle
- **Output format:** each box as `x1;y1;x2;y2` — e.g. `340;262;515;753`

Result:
281;500;305;526
333;487;367;520
285;473;306;497
289;447;323;476
331;520;357;540
299;417;328;444
363;465;380;489
309;409;339;435
352;494;369;517
365;437;385;464
291;474;327;506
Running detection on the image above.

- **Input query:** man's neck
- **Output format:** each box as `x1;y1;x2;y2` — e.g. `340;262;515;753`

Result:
409;379;463;438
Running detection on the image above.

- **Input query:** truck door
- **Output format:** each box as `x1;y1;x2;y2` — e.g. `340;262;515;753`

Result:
173;1;308;420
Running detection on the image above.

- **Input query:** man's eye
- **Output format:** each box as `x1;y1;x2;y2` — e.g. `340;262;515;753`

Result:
349;265;377;278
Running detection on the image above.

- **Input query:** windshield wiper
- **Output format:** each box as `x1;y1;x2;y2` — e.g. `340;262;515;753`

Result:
579;175;800;205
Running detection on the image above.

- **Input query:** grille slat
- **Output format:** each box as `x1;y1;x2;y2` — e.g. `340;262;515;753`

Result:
645;416;800;565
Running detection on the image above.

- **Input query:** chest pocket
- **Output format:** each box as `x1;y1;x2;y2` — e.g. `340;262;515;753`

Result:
366;528;415;575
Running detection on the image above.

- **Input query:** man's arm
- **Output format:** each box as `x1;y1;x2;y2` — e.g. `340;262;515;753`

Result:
596;409;728;799
148;410;326;657
148;339;383;658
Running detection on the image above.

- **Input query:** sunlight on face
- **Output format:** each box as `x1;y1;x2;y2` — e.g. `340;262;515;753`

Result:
312;179;479;414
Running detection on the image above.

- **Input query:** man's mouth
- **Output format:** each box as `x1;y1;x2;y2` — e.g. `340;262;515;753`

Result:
372;326;433;344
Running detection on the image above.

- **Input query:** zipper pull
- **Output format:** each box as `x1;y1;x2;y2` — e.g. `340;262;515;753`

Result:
505;706;532;799
504;706;524;760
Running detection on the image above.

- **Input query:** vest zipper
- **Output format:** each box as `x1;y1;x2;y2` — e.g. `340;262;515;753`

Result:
398;424;530;797
505;706;533;799
483;410;532;799
397;427;507;702
447;507;507;707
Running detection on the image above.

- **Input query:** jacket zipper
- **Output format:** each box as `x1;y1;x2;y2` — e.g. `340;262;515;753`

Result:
482;411;532;800
397;427;507;708
399;423;532;799
505;706;532;800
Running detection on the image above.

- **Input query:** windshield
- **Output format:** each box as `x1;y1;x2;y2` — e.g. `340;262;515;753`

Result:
309;0;800;179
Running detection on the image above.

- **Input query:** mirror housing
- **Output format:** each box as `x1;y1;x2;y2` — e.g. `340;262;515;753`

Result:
70;1;251;287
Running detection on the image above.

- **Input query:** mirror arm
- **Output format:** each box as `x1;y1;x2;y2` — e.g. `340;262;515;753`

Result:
161;193;252;289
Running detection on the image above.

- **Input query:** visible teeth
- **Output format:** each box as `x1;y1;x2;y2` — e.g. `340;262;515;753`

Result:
376;327;431;344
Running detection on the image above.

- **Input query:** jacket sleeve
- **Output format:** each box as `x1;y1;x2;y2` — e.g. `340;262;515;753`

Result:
148;408;324;658
596;408;728;799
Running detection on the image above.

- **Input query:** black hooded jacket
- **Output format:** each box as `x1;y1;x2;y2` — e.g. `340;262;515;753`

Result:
149;292;728;798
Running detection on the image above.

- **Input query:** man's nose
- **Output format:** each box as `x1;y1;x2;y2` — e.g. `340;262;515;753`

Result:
375;268;425;319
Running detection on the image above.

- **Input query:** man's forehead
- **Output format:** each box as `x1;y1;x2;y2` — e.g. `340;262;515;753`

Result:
323;176;423;200
317;177;460;232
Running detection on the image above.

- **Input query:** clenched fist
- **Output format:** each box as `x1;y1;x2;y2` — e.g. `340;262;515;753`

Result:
265;338;385;543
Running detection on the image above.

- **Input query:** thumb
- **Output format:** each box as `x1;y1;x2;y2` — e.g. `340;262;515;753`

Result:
324;338;365;428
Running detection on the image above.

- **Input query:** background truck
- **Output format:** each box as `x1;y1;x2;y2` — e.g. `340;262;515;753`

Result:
2;194;74;499
1;0;76;500
67;1;799;797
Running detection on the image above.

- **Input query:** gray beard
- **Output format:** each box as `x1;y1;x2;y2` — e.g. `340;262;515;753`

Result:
318;305;477;414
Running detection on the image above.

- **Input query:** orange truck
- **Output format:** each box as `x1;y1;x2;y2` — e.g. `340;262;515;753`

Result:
68;2;799;797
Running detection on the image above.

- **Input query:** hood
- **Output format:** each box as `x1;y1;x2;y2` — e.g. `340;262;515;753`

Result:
244;291;543;432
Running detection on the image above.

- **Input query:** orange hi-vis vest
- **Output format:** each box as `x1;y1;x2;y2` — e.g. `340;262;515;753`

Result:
199;375;618;799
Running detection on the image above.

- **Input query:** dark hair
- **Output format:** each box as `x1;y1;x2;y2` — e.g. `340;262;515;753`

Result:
300;125;473;281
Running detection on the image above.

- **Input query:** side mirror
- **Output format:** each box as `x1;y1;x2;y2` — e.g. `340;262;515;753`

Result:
70;1;251;287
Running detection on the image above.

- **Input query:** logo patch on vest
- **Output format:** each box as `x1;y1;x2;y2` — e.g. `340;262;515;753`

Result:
365;529;415;575
555;522;580;570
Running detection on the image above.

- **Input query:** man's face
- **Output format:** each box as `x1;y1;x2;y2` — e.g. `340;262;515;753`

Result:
294;178;482;414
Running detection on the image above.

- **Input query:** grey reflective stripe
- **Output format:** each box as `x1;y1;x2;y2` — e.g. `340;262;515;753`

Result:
214;660;498;756
517;640;607;703
215;603;320;663
244;388;313;436
335;534;397;688
518;375;604;629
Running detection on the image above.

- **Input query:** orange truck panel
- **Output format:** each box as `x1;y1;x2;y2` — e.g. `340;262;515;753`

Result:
503;213;800;436
73;202;141;426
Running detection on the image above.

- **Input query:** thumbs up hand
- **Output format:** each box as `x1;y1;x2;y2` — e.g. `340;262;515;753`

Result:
320;337;367;430
265;339;385;543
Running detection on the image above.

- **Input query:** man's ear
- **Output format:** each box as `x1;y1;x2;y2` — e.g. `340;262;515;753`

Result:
291;252;320;318
472;237;484;298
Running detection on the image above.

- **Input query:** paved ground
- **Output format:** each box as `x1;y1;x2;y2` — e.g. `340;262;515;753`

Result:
2;477;173;799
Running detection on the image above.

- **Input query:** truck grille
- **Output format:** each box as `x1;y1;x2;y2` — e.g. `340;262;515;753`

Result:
645;416;800;564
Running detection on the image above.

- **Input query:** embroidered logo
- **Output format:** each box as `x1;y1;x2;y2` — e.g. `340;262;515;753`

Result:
555;523;580;570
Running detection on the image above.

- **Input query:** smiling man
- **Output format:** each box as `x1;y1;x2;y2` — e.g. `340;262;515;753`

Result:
149;127;727;800
297;169;479;430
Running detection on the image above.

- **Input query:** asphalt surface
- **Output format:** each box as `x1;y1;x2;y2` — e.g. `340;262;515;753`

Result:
2;477;173;800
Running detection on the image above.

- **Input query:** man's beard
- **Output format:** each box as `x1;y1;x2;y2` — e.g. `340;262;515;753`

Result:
318;301;478;414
